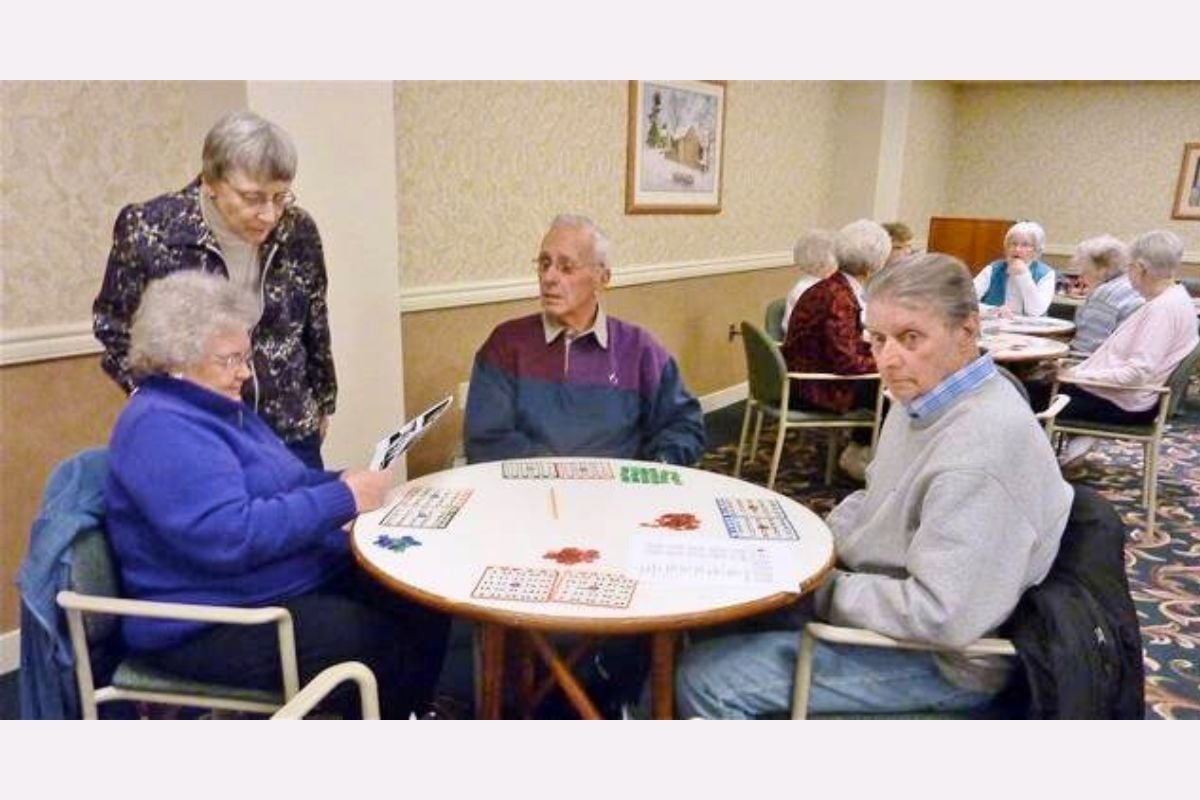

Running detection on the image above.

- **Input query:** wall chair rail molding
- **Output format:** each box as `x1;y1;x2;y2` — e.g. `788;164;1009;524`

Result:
0;322;101;367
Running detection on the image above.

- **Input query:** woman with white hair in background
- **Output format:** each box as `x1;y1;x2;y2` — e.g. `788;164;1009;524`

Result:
105;271;450;719
974;220;1056;317
782;229;838;331
782;219;892;479
1029;230;1199;465
1066;234;1144;356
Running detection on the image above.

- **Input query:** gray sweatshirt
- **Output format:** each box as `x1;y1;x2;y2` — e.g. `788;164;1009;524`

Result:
816;373;1073;691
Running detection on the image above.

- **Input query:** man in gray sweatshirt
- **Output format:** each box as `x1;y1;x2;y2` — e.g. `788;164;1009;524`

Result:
677;253;1073;719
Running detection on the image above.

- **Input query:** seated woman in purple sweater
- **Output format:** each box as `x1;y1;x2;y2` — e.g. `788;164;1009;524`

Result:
106;271;448;718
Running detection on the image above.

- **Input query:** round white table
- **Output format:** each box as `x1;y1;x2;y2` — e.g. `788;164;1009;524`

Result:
352;457;835;719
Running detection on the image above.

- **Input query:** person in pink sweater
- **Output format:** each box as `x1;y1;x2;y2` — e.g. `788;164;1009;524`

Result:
1032;230;1199;465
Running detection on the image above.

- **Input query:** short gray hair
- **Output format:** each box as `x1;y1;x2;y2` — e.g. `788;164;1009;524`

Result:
129;271;261;377
201;110;298;183
1129;229;1183;279
835;219;891;277
1071;235;1130;283
792;229;837;279
867;252;979;328
1005;221;1046;254
549;213;611;269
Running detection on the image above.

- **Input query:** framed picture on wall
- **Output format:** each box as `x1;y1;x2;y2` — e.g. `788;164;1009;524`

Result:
625;80;725;214
1171;142;1200;220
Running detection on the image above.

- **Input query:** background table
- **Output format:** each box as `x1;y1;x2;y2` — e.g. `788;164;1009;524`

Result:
982;315;1075;337
351;457;835;718
980;332;1070;364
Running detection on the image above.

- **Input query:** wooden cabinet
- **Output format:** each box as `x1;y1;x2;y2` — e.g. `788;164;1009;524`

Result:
927;217;1015;276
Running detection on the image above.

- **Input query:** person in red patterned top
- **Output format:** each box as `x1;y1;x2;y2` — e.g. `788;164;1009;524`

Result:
782;219;890;412
781;219;890;479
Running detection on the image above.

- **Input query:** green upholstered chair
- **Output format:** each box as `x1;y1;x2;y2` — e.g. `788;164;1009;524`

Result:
57;524;301;719
736;321;883;490
764;298;787;342
1044;339;1200;537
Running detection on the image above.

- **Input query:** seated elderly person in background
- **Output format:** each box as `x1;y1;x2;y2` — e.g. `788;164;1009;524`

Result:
882;221;915;267
782;229;837;332
676;254;1073;719
1029;230;1200;466
1067;235;1144;356
106;271;449;719
974;221;1056;317
782;218;890;478
465;213;705;466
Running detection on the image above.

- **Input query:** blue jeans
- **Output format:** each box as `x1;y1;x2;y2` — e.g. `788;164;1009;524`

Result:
675;630;997;719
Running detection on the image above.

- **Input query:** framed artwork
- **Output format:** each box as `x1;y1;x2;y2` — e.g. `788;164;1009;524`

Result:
1171;141;1200;220
625;80;725;214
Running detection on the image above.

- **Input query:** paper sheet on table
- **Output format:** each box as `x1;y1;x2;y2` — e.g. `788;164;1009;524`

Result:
627;533;802;591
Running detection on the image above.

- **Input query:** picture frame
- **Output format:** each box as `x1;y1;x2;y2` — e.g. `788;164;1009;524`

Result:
625;80;726;214
1170;141;1200;220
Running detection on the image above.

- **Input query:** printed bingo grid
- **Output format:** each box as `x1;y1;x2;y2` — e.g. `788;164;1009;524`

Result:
471;566;637;609
715;497;799;541
380;486;473;529
501;460;615;480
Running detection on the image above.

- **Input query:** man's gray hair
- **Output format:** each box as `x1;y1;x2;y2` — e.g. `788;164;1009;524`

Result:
129;271;261;377
835;219;891;277
1004;221;1046;255
202;110;298;183
1072;235;1130;283
549;213;611;269
867;252;979;327
1129;229;1183;279
793;229;837;278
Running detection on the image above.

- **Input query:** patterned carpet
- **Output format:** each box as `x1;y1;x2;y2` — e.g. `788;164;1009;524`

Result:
698;381;1200;720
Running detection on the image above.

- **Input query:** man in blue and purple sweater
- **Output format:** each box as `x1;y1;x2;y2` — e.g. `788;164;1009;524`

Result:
465;213;705;467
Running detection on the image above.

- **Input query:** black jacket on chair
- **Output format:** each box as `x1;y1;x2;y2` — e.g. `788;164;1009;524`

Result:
1001;485;1145;719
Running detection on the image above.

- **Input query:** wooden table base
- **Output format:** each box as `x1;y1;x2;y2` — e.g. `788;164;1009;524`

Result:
475;623;678;719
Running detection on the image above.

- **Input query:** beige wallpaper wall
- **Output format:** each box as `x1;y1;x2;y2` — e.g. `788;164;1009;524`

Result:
394;81;840;287
946;81;1200;250
898;81;957;243
1;81;193;328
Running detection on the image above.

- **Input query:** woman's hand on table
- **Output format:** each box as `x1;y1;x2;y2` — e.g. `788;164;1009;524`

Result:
343;467;394;513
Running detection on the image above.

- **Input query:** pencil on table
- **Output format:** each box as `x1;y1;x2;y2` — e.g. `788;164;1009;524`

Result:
550;487;559;520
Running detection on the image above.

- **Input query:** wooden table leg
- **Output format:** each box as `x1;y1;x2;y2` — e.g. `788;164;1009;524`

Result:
526;631;603;720
478;623;507;719
651;631;676;720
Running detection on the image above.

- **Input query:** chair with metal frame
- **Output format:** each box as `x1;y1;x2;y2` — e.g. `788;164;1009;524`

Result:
791;485;1143;720
271;661;380;720
736;321;883;490
764;297;787;343
1044;339;1200;536
56;523;301;719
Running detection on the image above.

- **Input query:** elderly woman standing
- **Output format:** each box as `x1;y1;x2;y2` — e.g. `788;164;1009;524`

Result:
782;219;890;476
1067;235;1144;355
974;221;1056;316
94;110;336;469
105;271;449;719
677;254;1072;719
781;229;837;332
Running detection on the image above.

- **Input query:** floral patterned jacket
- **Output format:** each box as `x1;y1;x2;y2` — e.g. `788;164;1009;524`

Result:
781;271;876;412
93;178;337;443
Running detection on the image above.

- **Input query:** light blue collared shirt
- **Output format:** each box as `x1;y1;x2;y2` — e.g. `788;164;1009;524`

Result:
904;352;997;422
